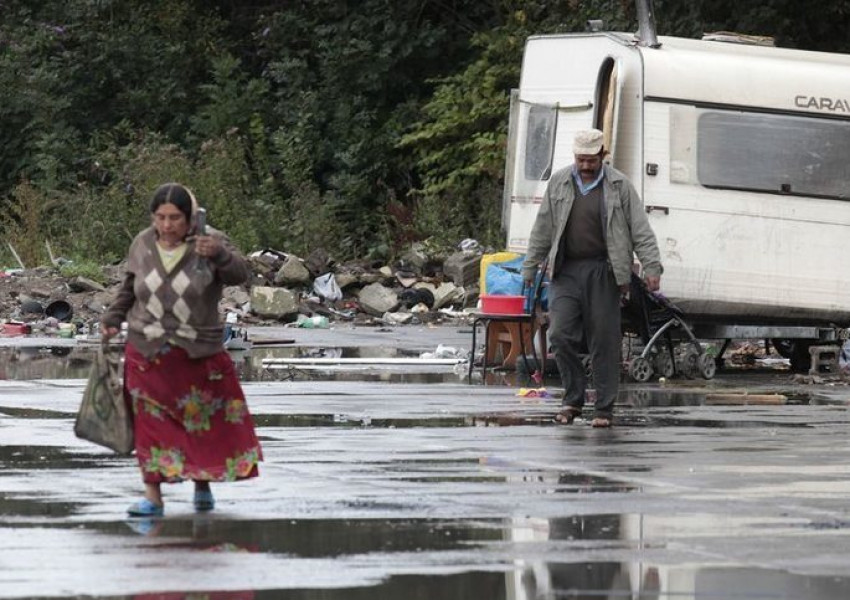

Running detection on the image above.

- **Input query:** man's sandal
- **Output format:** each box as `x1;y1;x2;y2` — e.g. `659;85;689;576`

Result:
591;417;612;428
127;498;164;517
554;406;582;425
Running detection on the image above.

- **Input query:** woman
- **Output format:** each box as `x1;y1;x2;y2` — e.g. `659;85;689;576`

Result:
102;183;262;517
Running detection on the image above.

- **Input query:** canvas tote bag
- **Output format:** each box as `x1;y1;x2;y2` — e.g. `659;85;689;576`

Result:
74;340;134;454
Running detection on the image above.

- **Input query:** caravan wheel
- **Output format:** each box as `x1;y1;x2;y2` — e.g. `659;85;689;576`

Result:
771;339;814;373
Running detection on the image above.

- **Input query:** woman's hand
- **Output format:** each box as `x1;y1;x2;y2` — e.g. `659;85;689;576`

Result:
101;324;120;339
193;234;221;258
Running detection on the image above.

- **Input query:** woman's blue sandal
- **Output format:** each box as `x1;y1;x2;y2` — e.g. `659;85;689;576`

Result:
193;490;215;512
127;498;164;517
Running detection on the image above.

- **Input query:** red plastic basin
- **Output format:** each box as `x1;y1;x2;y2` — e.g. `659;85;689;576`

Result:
480;294;526;315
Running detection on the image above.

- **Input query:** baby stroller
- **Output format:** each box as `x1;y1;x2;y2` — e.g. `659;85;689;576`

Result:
620;272;716;382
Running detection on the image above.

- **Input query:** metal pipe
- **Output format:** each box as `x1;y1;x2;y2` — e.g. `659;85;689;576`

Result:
635;0;660;48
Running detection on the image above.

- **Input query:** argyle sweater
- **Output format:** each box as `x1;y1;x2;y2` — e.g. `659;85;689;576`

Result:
103;226;250;359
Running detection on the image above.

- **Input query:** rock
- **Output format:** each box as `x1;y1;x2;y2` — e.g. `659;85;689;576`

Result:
357;282;398;316
274;255;311;285
28;286;54;299
247;253;281;280
443;251;482;287
430;282;462;310
334;270;359;289
359;271;383;284
223;286;251;306
304;248;332;276
395;270;418;288
398;243;428;273
68;276;106;293
84;298;107;314
250;286;299;319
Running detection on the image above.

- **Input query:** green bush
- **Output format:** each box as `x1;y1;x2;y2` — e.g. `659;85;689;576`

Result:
58;260;107;284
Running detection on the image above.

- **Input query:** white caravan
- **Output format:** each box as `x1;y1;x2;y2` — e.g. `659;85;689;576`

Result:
503;22;850;367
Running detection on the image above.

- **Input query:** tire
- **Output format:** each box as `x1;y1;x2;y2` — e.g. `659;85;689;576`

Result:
772;339;815;373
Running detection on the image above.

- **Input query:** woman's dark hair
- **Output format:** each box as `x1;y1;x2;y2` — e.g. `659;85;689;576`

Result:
150;183;193;222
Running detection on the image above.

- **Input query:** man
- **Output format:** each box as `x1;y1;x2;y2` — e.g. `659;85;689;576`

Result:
522;129;662;428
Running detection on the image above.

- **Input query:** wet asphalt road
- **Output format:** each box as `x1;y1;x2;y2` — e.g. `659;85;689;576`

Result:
1;324;850;599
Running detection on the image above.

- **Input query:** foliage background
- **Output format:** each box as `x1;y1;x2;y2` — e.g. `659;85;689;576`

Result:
1;0;848;267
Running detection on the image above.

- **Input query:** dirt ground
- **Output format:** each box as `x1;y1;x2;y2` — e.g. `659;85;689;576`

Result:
0;267;124;330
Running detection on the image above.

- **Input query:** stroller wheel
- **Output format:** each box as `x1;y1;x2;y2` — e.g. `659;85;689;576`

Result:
629;356;654;383
654;353;675;379
698;353;717;379
680;350;700;379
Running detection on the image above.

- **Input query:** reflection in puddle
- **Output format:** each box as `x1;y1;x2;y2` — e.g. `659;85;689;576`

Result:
0;346;93;380
33;512;850;600
0;346;468;384
254;413;550;428
104;516;504;556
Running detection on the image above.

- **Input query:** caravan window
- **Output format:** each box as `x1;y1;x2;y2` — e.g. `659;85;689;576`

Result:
697;111;850;199
523;104;557;181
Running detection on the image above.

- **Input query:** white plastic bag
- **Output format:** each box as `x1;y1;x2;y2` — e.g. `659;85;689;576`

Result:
313;273;342;301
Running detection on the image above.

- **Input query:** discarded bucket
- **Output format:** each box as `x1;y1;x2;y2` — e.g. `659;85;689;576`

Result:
45;300;73;322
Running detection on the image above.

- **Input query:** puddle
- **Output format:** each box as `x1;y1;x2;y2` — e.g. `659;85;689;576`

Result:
0;406;75;419
0;445;118;470
26;513;850;599
96;516;504;556
0;493;79;518
35;567;850;600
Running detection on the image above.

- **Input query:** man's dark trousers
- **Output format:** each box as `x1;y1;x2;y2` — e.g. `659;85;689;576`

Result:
548;257;621;418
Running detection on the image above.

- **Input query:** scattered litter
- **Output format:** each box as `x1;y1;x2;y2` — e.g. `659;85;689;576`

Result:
294;314;330;329
0;322;31;336
327;307;357;320
313;273;342;301
382;312;414;326
420;344;467;360
705;393;787;405
516;387;551;398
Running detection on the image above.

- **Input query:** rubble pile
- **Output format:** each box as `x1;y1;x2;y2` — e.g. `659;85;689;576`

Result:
0;243;489;337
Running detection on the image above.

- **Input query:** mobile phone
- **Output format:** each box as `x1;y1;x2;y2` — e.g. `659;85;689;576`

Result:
195;208;207;235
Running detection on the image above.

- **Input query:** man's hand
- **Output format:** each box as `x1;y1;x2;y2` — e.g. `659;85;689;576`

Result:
645;275;661;292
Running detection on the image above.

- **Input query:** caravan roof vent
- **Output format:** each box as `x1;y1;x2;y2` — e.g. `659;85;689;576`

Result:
702;31;775;46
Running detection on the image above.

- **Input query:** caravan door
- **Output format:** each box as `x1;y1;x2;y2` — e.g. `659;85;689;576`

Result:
504;36;632;253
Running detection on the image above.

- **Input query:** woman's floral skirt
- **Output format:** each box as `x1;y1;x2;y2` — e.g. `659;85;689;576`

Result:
124;342;262;484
